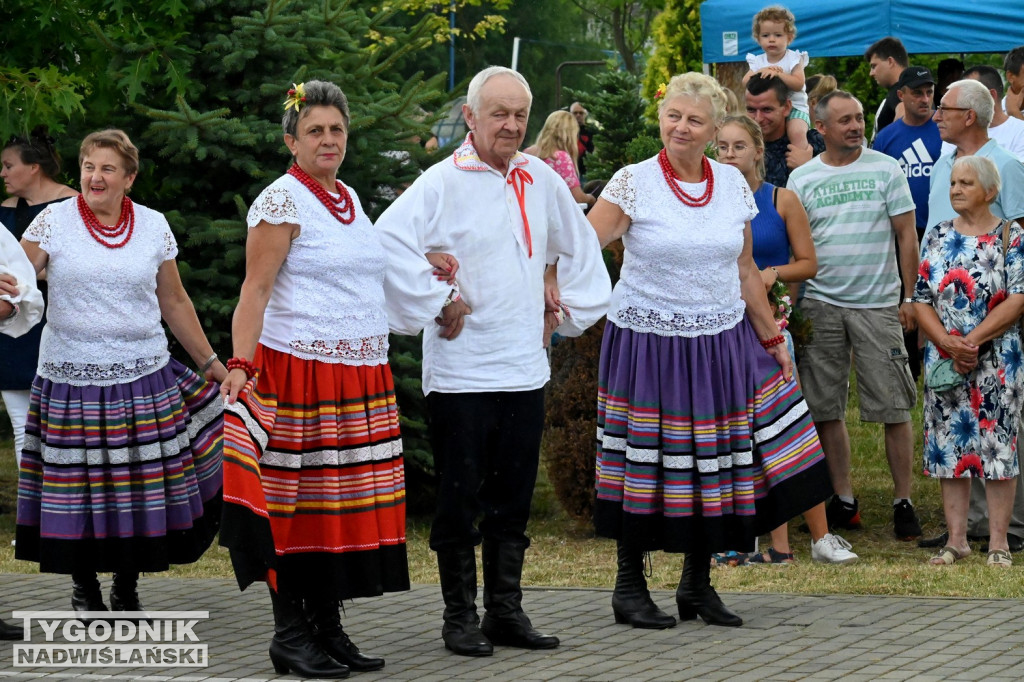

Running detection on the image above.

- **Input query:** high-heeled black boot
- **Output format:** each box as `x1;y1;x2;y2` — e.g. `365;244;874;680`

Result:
268;588;350;679
71;571;108;622
305;598;385;671
436;547;493;657
479;541;559;649
676;549;742;627
611;541;676;629
110;572;149;621
0;617;24;640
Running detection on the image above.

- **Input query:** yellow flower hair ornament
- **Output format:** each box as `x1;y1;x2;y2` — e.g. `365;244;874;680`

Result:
284;83;307;112
654;82;667;100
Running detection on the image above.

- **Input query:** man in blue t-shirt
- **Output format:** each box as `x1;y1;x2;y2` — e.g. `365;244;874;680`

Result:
872;65;941;238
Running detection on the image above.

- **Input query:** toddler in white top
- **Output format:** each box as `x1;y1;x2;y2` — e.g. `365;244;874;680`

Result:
743;5;809;149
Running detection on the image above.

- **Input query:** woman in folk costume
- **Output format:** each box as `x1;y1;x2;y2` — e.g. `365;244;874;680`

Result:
15;129;225;618
220;81;449;679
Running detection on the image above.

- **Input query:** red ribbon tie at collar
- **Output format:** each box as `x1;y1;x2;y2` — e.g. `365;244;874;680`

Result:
507;167;534;258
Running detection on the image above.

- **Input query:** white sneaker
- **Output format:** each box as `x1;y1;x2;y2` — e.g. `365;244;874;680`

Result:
811;533;858;564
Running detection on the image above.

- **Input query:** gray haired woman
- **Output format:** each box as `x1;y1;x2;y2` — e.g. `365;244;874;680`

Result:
219;81;441;678
913;154;1024;568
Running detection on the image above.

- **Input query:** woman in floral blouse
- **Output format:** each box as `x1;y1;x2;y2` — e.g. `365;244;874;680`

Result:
913;155;1024;568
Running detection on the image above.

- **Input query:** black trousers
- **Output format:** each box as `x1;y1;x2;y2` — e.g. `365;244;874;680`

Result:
426;389;545;551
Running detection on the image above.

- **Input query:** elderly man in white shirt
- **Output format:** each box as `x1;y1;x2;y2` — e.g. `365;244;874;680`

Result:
0;225;44;641
377;66;610;658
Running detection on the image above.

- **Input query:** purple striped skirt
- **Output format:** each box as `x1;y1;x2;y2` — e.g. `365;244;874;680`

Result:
15;358;223;573
594;319;832;553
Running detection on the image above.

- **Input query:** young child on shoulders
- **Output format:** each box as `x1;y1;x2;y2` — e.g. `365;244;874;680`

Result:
743;5;810;149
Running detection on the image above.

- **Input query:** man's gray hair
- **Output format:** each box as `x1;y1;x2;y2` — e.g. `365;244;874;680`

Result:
947;79;994;129
952;154;1001;199
466;67;533;114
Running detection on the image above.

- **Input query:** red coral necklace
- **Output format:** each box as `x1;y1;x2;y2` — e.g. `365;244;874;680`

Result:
288;163;355;224
78;194;134;248
658;149;714;207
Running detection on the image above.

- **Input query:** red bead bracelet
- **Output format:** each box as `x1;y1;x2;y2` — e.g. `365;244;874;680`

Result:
759;335;785;349
226;357;258;379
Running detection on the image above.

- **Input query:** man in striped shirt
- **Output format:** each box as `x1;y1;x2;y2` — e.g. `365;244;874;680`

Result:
788;90;923;540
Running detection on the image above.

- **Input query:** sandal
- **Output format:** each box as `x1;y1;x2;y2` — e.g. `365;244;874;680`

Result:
928;546;967;565
710;551;749;567
746;547;796;565
987;549;1013;568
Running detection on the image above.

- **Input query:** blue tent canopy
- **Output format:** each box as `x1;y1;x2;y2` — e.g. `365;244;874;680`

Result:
700;0;1024;64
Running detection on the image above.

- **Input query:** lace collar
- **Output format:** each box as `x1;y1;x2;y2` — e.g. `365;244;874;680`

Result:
452;133;530;173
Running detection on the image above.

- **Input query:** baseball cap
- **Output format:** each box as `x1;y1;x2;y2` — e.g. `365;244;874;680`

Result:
896;66;935;89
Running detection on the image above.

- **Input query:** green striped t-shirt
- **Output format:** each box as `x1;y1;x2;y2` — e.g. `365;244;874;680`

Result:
787;148;915;307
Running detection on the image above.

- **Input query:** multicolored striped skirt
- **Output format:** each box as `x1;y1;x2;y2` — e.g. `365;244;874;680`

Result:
15;358;223;573
220;345;408;600
593;319;832;553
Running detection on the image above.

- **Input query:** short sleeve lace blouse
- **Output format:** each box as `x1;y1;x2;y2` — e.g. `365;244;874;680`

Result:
246;174;389;364
24;198;178;385
601;155;757;336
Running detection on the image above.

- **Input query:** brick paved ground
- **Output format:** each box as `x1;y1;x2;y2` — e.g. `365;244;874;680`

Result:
1;574;1023;681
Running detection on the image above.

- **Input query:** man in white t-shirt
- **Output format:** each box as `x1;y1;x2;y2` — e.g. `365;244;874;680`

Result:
940;65;1024;161
788;90;922;541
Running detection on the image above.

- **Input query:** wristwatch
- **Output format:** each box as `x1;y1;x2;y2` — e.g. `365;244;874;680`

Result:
902;297;913;304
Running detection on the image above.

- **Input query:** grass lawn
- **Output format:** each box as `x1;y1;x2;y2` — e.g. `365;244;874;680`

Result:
1;374;1021;598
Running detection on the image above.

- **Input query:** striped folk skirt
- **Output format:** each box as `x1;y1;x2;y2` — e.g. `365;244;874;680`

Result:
15;358;224;573
593;319;833;554
220;345;409;600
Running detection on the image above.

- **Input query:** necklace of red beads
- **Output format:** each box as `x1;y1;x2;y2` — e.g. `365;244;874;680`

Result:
288;163;355;224
78;194;134;248
658;149;714;207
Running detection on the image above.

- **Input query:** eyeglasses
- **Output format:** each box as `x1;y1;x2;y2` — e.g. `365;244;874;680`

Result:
935;105;971;114
716;143;751;154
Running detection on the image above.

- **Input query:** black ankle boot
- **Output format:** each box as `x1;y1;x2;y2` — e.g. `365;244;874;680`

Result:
436;547;493;657
268;588;350;679
71;571;108;621
110;572;149;621
0;617;24;640
611;542;676;629
480;541;559;649
305;599;385;671
676;551;742;627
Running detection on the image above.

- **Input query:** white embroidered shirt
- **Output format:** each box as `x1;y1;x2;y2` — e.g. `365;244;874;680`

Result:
246;174;389;364
24;199;177;385
601;156;757;337
376;134;612;394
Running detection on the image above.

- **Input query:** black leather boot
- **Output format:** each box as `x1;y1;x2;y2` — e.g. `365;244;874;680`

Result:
305;599;385;671
0;617;24;640
110;572;149;621
268;588;350;679
611;542;676;629
480;541;559;649
71;571;108;622
676;549;742;627
436;547;493;657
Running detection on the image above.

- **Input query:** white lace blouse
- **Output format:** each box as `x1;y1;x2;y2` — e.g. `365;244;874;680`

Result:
602;155;758;337
24;199;177;386
246;174;389;364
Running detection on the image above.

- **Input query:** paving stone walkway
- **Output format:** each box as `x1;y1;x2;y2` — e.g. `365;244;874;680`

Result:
1;574;1023;681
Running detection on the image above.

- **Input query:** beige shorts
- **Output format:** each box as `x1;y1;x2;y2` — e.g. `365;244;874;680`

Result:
796;298;916;423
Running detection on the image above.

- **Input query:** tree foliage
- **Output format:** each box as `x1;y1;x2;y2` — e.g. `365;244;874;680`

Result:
642;0;703;119
565;0;663;73
566;67;657;181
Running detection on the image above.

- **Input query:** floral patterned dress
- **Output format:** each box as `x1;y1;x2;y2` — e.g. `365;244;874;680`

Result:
913;219;1024;480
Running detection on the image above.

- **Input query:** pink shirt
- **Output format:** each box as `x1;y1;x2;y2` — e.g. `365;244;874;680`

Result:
543;150;581;189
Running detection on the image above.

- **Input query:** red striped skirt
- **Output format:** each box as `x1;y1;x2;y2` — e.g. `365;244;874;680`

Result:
220;345;409;599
